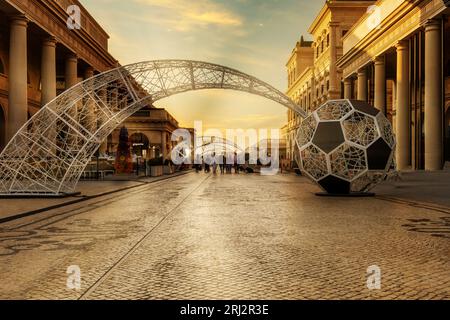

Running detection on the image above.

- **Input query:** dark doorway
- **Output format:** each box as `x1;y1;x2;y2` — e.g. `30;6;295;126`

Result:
130;132;149;157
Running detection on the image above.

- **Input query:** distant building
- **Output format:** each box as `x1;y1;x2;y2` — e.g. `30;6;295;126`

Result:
285;0;374;165
111;107;181;161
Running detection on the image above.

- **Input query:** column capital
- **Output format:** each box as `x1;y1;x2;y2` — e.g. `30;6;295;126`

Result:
357;67;366;76
373;54;385;65
395;40;409;51
66;53;78;61
328;21;339;28
424;19;441;31
9;14;28;27
42;36;57;47
343;77;352;84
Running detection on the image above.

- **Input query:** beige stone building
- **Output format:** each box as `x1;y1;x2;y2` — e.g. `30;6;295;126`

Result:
0;0;182;163
338;0;450;170
0;0;117;150
285;0;375;165
111;107;180;161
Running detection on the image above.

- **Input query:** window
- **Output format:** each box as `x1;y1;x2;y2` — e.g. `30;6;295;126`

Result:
327;80;330;91
321;40;324;53
133;110;151;117
342;30;348;37
327;34;330;47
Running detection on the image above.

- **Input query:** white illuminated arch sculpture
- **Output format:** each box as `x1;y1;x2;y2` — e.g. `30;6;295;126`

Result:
0;60;306;196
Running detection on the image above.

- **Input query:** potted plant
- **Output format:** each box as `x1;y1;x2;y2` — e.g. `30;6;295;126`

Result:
147;157;164;177
163;159;173;175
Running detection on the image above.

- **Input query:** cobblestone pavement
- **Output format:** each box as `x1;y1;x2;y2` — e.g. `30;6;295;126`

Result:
0;172;449;300
0;171;191;221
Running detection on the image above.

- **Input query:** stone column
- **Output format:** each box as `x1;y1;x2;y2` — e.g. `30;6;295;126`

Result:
391;80;397;134
424;20;443;171
161;131;167;162
112;87;119;110
41;37;57;152
84;66;96;134
357;68;367;101
65;54;78;90
396;41;410;170
65;54;79;148
41;37;57;105
7;15;28;143
84;67;94;80
99;87;108;155
374;55;386;114
328;22;340;99
343;78;352;99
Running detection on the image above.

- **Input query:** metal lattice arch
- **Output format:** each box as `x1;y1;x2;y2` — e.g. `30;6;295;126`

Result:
196;136;244;155
0;60;306;196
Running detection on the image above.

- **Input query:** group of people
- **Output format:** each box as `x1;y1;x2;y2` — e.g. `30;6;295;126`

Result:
195;153;241;175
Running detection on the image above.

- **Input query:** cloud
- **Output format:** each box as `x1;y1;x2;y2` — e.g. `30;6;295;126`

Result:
134;0;243;31
79;0;324;131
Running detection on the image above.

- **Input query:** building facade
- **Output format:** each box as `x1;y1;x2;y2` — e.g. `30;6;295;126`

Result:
285;0;375;165
0;0;181;163
338;0;450;171
111;107;180;162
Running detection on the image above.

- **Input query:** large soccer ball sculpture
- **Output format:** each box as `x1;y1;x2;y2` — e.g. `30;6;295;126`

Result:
296;100;396;195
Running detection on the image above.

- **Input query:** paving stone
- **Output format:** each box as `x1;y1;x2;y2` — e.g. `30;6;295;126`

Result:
0;173;448;300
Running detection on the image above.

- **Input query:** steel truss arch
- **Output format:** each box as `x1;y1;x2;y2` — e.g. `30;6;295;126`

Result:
0;60;305;196
196;137;245;156
196;136;244;152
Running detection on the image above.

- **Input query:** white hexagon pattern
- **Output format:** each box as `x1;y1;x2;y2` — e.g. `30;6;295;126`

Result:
295;100;396;194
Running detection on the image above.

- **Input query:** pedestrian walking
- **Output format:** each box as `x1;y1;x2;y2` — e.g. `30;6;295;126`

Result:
226;152;233;174
220;155;225;174
212;152;218;174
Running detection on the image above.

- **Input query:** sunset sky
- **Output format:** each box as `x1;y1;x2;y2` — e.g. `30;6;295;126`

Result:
81;0;324;131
